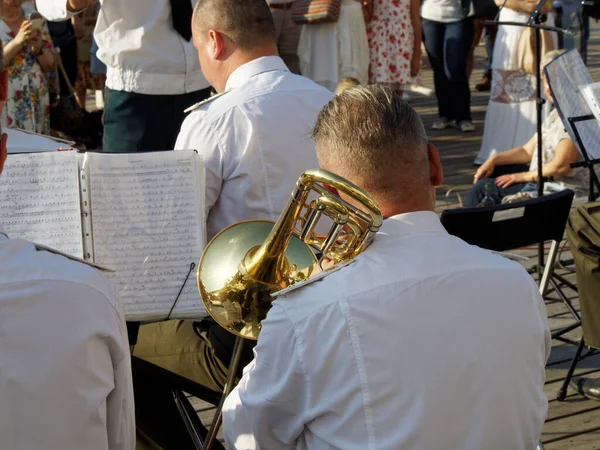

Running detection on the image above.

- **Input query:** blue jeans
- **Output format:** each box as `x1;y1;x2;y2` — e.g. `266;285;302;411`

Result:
483;25;494;73
422;17;474;122
466;178;538;207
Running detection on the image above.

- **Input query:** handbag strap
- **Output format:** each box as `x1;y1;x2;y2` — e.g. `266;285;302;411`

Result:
55;53;76;96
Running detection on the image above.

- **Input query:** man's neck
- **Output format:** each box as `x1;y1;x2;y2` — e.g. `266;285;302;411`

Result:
217;46;279;92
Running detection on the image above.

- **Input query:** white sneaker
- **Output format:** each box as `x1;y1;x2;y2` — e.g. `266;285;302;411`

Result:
431;118;454;130
458;120;475;132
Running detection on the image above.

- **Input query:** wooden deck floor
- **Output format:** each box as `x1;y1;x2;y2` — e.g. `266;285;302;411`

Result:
136;32;600;449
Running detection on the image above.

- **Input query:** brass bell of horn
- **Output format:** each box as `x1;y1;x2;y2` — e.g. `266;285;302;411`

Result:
197;169;382;340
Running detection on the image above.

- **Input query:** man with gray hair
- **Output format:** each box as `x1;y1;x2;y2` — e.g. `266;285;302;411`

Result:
130;0;332;448
222;86;551;449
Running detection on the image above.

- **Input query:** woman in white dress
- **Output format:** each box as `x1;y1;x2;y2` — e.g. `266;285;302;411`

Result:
475;0;556;165
298;0;370;91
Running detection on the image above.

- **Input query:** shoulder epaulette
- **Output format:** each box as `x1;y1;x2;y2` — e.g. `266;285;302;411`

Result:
184;89;232;113
34;242;114;272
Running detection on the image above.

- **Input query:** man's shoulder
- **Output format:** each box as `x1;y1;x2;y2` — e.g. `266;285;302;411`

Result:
188;73;332;118
0;238;117;307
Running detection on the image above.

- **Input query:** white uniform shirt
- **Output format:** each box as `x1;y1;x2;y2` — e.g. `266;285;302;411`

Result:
223;211;551;450
0;231;135;450
175;56;333;240
36;0;209;95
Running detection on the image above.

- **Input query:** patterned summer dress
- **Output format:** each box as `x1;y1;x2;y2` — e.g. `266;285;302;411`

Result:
0;20;54;134
367;0;414;88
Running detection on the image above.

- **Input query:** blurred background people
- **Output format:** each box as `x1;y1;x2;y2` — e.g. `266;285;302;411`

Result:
37;0;212;153
421;0;475;132
0;0;55;133
298;0;370;91
466;49;586;207
367;0;422;95
468;18;497;91
268;0;300;74
475;0;556;165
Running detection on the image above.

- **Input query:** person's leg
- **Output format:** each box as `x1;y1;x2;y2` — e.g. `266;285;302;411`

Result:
444;17;474;124
467;18;483;79
133;320;228;392
278;7;301;74
422;19;452;123
465;178;527;207
103;87;212;152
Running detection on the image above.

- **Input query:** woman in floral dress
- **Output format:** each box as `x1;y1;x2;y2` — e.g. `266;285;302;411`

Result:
0;0;55;134
367;0;422;93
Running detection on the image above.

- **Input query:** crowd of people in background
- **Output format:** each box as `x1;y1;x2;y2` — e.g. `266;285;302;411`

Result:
0;0;104;138
0;0;592;193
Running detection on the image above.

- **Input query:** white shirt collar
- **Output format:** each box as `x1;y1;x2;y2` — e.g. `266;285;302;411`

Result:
225;56;289;91
379;210;446;238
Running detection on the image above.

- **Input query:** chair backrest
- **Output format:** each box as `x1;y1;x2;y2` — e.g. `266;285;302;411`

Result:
440;190;575;252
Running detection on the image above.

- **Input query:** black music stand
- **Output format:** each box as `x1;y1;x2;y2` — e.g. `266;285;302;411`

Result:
484;1;574;277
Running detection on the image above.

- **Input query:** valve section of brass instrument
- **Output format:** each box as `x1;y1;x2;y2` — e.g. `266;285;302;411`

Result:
197;169;383;340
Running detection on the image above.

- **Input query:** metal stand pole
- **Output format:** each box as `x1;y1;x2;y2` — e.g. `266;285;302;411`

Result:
201;335;245;450
534;12;546;280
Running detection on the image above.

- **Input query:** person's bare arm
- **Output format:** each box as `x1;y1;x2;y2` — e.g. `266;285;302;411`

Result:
474;134;536;183
495;138;579;188
67;0;96;11
410;0;422;77
4;21;32;66
494;0;551;14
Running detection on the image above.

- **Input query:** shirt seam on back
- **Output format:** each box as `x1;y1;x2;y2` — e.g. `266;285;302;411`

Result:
0;277;128;366
338;297;376;449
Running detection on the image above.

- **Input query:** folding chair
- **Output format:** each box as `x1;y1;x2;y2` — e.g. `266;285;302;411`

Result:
440;190;578;344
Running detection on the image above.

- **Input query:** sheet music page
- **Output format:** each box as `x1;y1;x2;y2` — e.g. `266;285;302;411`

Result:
0;152;83;256
87;151;206;321
545;49;600;160
580;82;600;124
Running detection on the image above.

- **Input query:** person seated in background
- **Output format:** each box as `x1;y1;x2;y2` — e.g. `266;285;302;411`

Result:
465;49;586;207
222;85;550;450
0;40;134;450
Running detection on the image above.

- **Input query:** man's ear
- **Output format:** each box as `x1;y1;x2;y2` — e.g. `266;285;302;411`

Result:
427;142;443;187
0;70;8;103
208;29;227;60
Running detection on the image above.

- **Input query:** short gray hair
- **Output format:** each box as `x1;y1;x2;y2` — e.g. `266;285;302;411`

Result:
193;0;276;51
312;85;429;202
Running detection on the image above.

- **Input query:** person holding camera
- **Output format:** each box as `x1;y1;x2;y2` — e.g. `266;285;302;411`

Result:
0;0;55;134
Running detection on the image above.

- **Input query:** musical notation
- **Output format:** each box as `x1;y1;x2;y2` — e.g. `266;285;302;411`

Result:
87;151;206;321
0;152;83;257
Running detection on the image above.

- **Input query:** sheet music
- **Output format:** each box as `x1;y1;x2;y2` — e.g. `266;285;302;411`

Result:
580;82;600;123
0;152;83;256
544;49;600;159
86;151;206;321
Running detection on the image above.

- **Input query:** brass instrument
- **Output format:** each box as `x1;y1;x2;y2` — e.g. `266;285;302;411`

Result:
195;169;382;449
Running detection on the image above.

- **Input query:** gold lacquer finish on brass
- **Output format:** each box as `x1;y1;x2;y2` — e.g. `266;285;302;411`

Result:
197;169;383;340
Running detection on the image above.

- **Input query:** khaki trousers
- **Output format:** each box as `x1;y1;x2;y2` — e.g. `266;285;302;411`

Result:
567;202;600;349
133;320;229;392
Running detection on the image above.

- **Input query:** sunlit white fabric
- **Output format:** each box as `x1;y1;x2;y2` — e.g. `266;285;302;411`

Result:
223;211;551;450
0;230;134;450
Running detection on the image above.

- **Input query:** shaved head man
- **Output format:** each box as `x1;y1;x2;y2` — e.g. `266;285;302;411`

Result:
132;1;333;448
